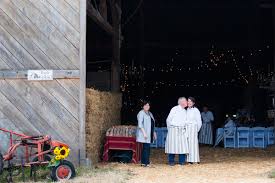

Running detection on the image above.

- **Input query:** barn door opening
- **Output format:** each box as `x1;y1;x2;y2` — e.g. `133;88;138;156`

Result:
86;0;121;91
85;0;122;164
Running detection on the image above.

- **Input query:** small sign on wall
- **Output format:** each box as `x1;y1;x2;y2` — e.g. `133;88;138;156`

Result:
27;70;53;81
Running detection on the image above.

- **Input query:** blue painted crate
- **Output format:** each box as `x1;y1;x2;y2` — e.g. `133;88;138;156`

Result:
150;139;158;148
155;128;162;148
224;127;237;148
161;127;168;148
237;127;250;148
267;127;275;145
252;127;266;148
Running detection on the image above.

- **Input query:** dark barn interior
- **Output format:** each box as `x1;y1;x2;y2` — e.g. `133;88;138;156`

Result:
86;0;275;128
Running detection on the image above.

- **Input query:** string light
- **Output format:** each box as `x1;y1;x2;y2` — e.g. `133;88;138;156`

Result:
120;45;272;109
121;46;269;75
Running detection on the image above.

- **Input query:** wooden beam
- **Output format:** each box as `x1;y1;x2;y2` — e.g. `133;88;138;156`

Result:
87;0;114;36
99;0;107;21
0;70;80;79
110;0;121;92
79;0;88;166
115;3;122;16
273;2;275;72
272;1;275;129
138;1;145;98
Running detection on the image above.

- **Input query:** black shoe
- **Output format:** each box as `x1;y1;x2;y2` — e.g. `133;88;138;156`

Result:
169;162;175;166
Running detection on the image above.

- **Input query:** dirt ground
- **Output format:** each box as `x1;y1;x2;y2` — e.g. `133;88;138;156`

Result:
68;146;275;183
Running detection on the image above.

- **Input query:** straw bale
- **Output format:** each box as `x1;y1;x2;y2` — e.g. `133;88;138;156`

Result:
86;88;122;164
106;125;137;137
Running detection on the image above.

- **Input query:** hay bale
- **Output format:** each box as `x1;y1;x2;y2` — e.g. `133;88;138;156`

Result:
106;125;137;137
86;88;122;164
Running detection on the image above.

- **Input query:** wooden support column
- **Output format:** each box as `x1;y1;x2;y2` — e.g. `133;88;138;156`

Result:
138;1;145;98
273;1;275;72
272;1;275;128
111;1;121;92
99;0;107;21
79;0;87;166
243;2;260;119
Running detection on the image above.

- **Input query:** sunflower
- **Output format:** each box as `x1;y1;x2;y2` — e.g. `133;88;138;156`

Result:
55;155;62;161
59;147;70;159
53;147;61;155
64;148;70;158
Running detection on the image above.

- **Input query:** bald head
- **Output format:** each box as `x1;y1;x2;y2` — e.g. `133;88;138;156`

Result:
178;97;187;108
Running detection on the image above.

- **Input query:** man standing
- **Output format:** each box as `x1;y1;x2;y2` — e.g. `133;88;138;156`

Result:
165;97;189;166
199;106;214;145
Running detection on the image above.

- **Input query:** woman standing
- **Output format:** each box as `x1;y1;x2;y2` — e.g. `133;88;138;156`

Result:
199;106;214;145
136;100;157;167
186;97;202;164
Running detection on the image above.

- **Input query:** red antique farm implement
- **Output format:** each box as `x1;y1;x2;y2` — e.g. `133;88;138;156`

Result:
0;128;75;182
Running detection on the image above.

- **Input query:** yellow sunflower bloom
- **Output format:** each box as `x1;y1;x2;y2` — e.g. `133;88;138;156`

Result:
55;155;62;161
64;148;70;158
53;147;61;155
59;147;70;159
52;146;70;161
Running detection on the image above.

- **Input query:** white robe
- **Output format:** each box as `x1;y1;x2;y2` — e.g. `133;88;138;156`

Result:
166;105;187;127
186;107;202;163
224;120;236;128
165;105;189;154
199;111;214;145
201;111;214;123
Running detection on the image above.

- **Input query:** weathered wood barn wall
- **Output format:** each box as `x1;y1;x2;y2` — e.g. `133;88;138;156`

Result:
0;0;86;164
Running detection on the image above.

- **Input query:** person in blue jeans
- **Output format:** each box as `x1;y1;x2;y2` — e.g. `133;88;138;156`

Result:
136;100;157;167
165;97;189;166
168;154;186;166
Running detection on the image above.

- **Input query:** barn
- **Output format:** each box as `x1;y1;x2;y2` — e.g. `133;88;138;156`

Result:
0;0;275;171
0;0;123;166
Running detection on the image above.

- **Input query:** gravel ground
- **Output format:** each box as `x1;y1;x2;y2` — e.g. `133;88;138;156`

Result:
101;146;275;183
29;146;274;183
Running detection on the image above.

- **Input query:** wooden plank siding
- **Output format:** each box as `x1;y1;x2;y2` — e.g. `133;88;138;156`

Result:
65;0;80;13
0;1;78;69
0;57;10;70
0;42;25;69
0;0;83;164
11;0;79;68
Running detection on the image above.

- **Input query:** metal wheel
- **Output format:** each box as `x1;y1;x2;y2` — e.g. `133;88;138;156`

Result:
51;160;75;181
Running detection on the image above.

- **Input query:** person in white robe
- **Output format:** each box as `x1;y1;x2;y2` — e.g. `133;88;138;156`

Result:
214;115;236;147
199;106;214;145
224;117;236;128
186;97;202;163
165;97;189;166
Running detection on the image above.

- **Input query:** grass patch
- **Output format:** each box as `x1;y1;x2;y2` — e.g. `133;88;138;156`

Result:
0;166;50;183
74;165;133;183
0;164;133;183
268;169;275;178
